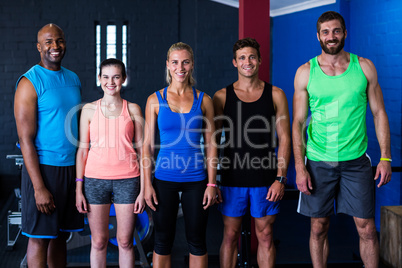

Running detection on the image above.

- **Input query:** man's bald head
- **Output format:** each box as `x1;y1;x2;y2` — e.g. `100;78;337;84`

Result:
37;23;64;43
36;23;66;70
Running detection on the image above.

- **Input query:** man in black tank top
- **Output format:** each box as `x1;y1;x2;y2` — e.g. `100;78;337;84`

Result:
213;38;291;268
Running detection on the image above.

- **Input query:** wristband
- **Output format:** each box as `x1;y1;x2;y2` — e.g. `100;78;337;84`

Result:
207;183;218;188
75;178;84;182
380;158;392;162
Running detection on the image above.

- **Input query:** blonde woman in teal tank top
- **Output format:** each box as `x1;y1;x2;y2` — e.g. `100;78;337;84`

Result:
143;42;218;268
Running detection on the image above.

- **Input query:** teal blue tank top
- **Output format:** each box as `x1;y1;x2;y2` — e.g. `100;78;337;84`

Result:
16;65;81;166
155;87;207;182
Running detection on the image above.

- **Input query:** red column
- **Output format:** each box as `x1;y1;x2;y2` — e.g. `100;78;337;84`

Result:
238;0;271;256
239;0;270;82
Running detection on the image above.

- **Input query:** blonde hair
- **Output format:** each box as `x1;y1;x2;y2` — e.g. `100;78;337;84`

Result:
165;42;196;86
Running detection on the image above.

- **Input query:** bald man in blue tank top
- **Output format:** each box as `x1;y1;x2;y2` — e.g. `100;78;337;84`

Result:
293;11;392;268
213;38;291;268
14;24;83;268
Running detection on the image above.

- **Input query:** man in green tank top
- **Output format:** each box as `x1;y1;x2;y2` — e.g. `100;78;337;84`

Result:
293;11;392;268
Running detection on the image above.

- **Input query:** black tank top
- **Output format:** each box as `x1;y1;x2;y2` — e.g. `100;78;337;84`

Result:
220;82;277;187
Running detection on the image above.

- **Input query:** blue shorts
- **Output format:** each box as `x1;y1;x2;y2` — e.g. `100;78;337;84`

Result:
218;186;280;218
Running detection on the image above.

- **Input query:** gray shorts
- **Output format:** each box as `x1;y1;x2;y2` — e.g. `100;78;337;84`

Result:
84;177;140;204
297;153;374;219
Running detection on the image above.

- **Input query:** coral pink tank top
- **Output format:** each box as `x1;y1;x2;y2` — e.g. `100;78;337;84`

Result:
85;99;140;179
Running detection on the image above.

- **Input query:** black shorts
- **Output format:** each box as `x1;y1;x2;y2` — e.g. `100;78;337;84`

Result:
21;164;84;238
297;153;375;219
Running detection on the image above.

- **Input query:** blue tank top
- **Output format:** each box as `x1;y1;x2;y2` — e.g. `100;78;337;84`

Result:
155;87;207;182
16;65;81;166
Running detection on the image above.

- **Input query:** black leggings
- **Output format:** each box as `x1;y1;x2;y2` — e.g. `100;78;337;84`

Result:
152;178;209;256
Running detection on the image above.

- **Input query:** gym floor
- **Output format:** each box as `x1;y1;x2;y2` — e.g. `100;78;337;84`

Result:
0;179;390;268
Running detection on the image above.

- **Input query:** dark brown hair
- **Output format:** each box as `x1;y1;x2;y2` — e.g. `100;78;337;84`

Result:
317;11;346;34
232;38;261;60
99;58;126;79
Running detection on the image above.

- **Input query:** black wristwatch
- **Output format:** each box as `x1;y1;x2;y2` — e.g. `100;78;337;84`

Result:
275;176;287;184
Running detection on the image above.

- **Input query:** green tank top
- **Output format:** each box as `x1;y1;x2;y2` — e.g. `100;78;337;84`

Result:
306;53;368;161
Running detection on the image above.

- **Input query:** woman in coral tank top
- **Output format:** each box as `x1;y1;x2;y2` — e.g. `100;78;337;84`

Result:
75;59;144;267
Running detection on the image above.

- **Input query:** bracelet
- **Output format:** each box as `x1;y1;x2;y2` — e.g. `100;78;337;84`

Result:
207;183;218;188
75;178;84;182
380;158;392;162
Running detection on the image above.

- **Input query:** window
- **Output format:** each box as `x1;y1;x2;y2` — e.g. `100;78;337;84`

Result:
96;24;101;85
106;25;116;59
95;22;128;86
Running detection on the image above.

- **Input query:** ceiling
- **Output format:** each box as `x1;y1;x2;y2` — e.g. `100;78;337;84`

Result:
210;0;336;17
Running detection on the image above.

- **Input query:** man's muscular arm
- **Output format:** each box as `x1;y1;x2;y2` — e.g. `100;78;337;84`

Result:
14;77;55;214
267;86;291;202
292;63;313;195
360;57;392;187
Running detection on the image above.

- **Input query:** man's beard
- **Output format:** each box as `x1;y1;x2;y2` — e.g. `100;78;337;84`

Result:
320;37;345;55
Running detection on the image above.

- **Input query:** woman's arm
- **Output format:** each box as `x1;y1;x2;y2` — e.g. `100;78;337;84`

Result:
128;102;146;214
75;102;95;213
201;93;219;209
143;93;159;211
